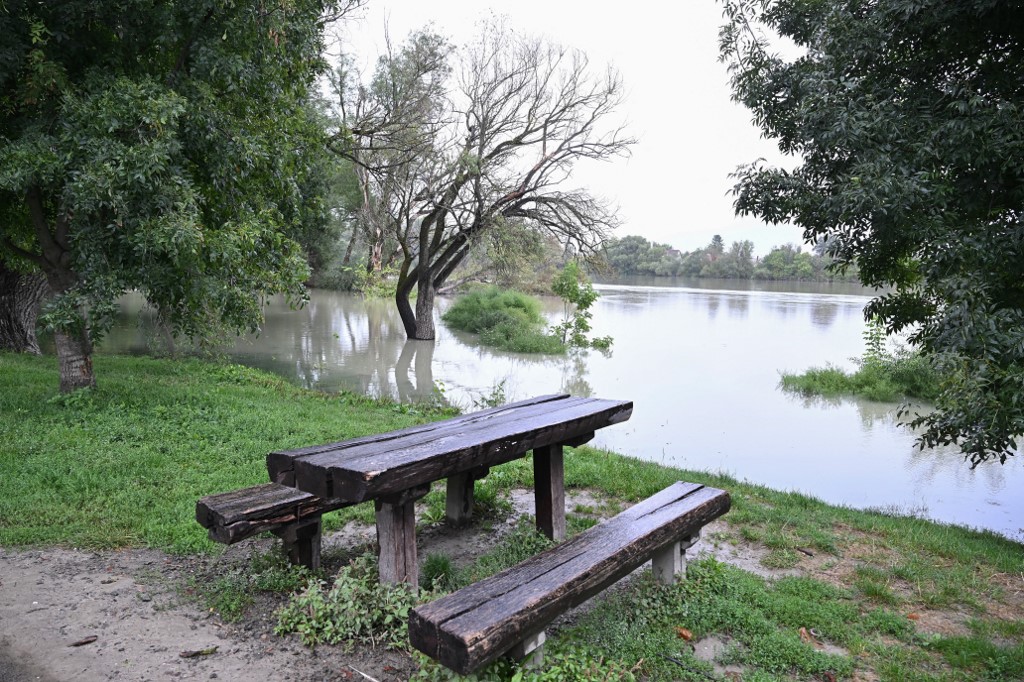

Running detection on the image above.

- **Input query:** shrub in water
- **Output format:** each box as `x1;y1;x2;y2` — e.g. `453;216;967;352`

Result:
443;286;565;354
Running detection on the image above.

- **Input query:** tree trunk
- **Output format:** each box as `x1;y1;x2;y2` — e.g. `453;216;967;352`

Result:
54;324;96;392
413;277;436;340
396;277;418;339
0;265;49;354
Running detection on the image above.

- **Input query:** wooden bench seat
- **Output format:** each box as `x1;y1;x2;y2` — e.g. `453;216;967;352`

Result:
408;482;731;675
195;394;633;582
195;483;349;568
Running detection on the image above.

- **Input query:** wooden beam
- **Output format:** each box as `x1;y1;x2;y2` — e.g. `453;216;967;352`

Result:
533;444;565;541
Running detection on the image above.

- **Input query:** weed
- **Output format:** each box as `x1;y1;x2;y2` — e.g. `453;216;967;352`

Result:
275;554;418;650
421;553;461;592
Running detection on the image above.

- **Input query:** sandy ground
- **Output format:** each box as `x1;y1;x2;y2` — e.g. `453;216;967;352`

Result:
0;491;822;682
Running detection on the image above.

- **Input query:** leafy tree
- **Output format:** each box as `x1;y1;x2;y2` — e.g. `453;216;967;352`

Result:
0;0;354;391
550;261;612;350
721;0;1024;464
753;244;815;281
332;24;634;341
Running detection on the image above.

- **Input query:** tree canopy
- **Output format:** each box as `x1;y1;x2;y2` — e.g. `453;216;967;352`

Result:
720;0;1024;464
0;0;353;390
331;24;634;340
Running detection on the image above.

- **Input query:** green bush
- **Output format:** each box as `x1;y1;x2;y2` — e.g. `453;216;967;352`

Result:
442;286;565;354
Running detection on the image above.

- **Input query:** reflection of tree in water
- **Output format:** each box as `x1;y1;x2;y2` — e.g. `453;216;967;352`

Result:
704;294;720;320
395;340;440;403
809;301;839;329
782;389;1018;495
726;294;749;318
561;352;593;397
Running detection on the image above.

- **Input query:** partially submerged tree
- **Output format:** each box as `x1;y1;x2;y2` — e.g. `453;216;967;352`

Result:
720;0;1024;464
333;24;634;339
0;0;356;391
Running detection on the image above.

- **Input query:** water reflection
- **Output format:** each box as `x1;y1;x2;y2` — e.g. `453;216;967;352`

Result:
100;284;1023;541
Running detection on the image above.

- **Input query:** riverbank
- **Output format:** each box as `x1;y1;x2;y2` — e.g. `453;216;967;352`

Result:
1;353;1021;680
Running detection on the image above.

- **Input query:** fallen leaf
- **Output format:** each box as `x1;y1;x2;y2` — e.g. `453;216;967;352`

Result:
179;646;218;658
675;626;693;641
823;673;837;682
907;613;920;621
69;636;97;647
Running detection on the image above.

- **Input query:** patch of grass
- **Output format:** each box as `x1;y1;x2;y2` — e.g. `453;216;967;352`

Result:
0;353;456;553
442;286;565;354
780;320;941;403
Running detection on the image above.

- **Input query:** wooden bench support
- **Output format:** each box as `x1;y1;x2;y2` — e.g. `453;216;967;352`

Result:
409;482;730;675
445;468;490;525
507;629;546;669
533;444;565;541
272;517;322;570
376;484;431;585
651;531;700;585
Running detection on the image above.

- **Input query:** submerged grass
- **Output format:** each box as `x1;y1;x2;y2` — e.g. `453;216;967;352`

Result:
2;352;1022;681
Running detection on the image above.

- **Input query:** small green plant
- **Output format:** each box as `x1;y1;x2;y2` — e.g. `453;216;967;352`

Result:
421;553;461;592
275;553;418;649
472;379;508;409
549;261;612;351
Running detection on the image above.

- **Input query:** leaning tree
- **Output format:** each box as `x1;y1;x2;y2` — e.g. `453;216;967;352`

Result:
332;24;634;340
720;0;1024;465
0;0;357;391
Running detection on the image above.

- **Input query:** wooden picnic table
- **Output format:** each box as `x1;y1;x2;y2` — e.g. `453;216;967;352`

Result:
199;394;632;584
267;393;632;583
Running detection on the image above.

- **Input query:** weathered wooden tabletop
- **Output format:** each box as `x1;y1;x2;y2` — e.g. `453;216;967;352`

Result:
266;394;633;502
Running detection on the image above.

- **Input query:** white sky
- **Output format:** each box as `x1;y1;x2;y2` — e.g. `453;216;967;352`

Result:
334;0;805;256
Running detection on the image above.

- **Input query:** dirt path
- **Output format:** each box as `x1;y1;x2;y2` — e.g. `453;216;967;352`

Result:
0;544;426;682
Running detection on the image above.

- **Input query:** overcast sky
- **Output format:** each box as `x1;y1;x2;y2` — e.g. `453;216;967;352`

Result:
335;0;805;256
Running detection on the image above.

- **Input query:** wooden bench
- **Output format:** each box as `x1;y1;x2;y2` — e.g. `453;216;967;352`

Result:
408;481;731;675
196;394;633;584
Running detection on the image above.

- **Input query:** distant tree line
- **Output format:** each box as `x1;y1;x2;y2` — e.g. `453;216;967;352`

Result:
600;234;858;282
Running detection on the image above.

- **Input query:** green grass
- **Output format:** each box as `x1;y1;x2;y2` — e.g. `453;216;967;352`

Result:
3;352;1022;682
0;352;456;553
442;286;565;354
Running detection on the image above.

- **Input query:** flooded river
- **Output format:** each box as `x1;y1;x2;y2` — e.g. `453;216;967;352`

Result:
102;279;1023;541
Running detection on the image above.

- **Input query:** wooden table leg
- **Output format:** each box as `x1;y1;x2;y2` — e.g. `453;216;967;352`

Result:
272;516;322;570
446;467;490;525
375;484;430;586
533;444;565;541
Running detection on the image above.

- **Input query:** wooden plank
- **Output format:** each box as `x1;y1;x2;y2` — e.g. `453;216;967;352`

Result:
533;445;565;541
297;397;633;500
267;394;570;485
195;483;349;545
409;482;730;674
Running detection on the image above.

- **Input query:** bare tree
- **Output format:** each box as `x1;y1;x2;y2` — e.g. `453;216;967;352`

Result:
332;23;634;339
